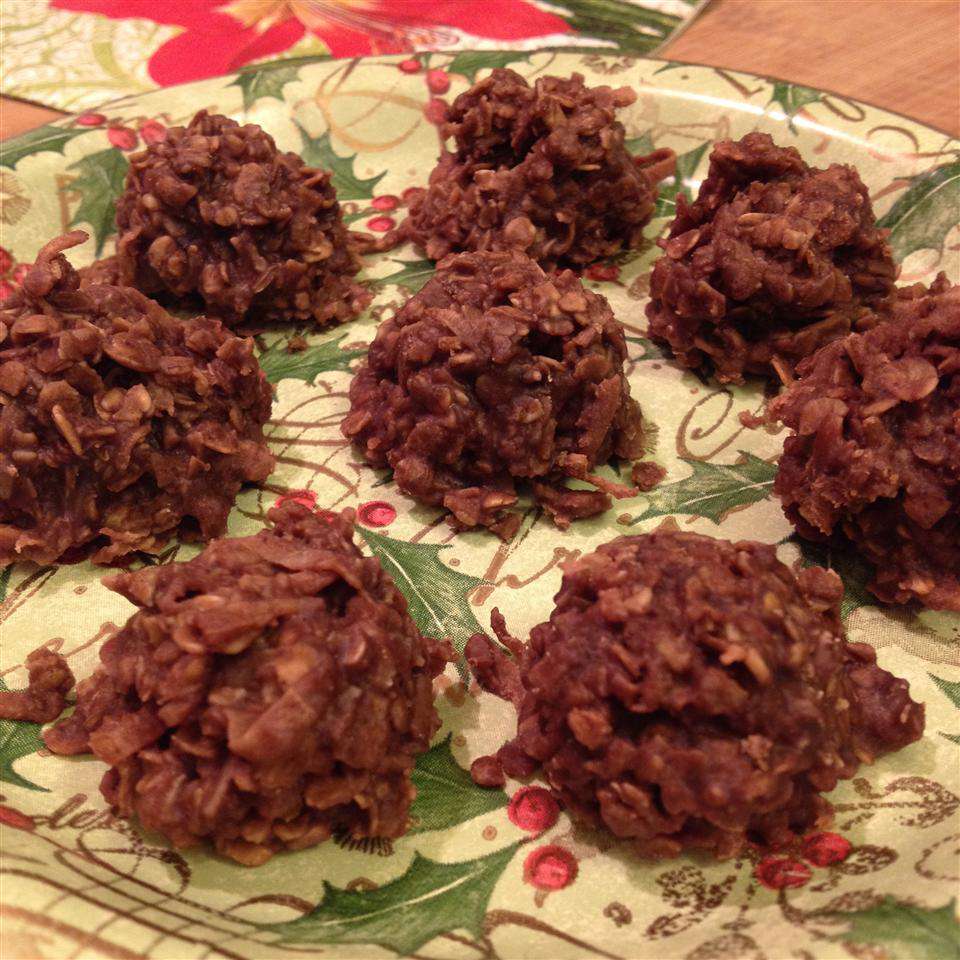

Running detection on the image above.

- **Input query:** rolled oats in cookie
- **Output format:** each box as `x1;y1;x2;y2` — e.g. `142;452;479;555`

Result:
112;110;367;327
0;231;275;566
403;69;674;269
769;275;960;610
341;249;648;537
646;132;897;384
467;532;924;859
0;648;75;724
44;503;454;866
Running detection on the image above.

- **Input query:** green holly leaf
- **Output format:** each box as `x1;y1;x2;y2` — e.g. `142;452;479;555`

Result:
795;538;874;619
625;133;655;156
0;678;49;793
231;63;300;111
258;333;365;385
445;51;532;82
359;529;485;660
877;161;960;262
654;141;710;219
630;451;776;526
827;897;960;960
0;124;87;170
373;258;435;293
296;123;385;201
0;564;11;603
625;336;666;361
768;81;823;123
271;844;519;954
66;147;129;257
941;732;960;745
930;674;960;708
409;734;508;834
549;0;680;54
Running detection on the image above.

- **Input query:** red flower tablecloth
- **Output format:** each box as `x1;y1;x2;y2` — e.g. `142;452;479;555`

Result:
1;0;703;111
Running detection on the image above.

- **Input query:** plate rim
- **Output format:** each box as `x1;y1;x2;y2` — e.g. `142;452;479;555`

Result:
1;48;957;146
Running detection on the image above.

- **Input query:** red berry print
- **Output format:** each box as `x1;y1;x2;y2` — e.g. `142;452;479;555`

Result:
754;856;812;890
424;97;448;126
139;120;167;145
366;216;396;233
0;281;14;303
357;501;397;528
523;845;578;891
508;786;560;833
585;263;620;282
0;248;12;275
107;126;139;151
75;112;106;127
0;804;36;832
399;58;421;74
426;68;451;95
803;832;852;867
12;264;29;285
371;194;400;212
274;489;317;511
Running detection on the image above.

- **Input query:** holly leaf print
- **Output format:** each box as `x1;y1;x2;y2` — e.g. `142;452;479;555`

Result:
359;529;485;656
630;452;777;526
625;133;655;157
827;897;960;960
0;124;87;170
654;141;710;219
626;336;667;361
877;161;960;262
549;0;681;54
409;734;508;834
296;123;386;201
373;258;435;293
270;844;519;955
258;333;365;385
231;63;300;111
768;81;823;124
929;674;960;745
0;564;11;603
66;147;129;257
446;51;532;82
0;678;48;793
795;538;874;618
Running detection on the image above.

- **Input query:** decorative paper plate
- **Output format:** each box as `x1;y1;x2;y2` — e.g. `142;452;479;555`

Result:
1;50;958;960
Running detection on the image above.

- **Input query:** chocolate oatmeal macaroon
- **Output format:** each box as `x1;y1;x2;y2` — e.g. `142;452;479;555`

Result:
770;275;959;610
467;531;924;859
45;502;453;866
342;249;647;537
646;132;896;383
113;110;366;327
403;69;673;269
0;231;274;565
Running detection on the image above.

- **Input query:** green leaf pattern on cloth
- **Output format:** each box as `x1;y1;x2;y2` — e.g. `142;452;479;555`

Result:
271;844;519;954
0;678;49;793
359;529;485;656
446;51;532;82
297;123;386;201
65;147;129;256
230;62;303;111
827;897;960;960
409;734;508;834
0;124;88;170
258;333;365;384
630;452;777;525
373;258;436;292
877;161;960;262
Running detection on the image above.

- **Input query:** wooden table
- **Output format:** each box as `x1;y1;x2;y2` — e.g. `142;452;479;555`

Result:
1;0;958;139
